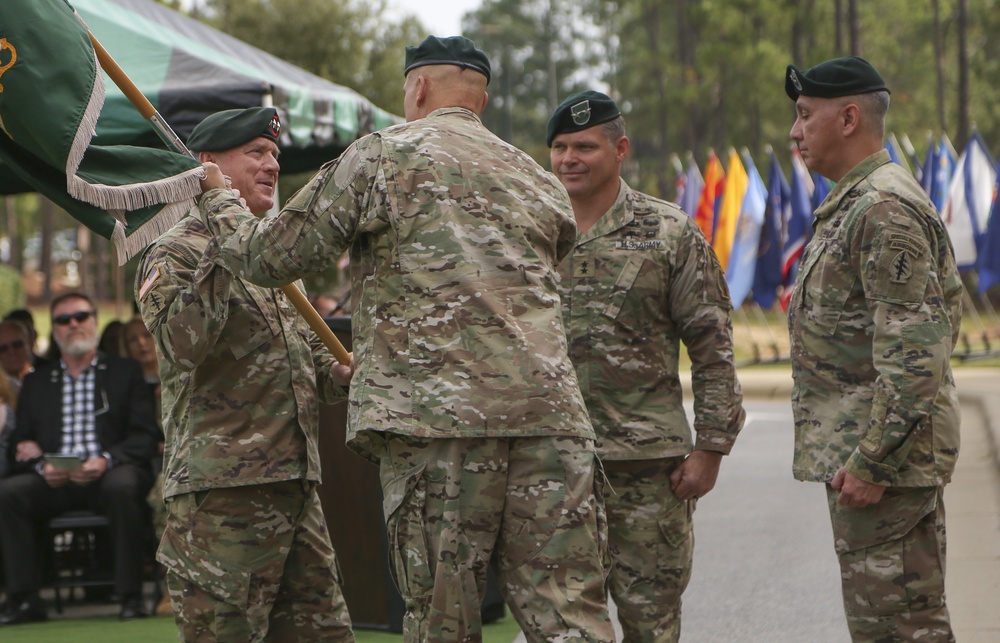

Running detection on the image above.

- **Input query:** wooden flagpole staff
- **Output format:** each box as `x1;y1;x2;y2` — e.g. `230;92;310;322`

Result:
88;32;352;366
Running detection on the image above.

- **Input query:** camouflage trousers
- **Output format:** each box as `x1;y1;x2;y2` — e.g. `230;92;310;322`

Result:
825;484;954;643
603;457;694;643
159;480;354;642
376;434;614;643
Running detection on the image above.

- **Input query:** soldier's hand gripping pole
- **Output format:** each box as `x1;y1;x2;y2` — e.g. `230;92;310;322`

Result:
88;31;352;365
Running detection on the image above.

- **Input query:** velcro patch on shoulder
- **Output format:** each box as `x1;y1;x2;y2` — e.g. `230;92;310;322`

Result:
139;263;170;318
887;231;925;259
871;227;930;304
138;265;160;300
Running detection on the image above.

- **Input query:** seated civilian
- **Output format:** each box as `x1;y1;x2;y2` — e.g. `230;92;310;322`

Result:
99;320;127;357
0;320;33;387
0;372;16;479
2;309;46;368
0;292;160;625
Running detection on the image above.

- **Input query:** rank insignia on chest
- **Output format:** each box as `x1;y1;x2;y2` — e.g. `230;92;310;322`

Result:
615;239;665;251
574;259;592;277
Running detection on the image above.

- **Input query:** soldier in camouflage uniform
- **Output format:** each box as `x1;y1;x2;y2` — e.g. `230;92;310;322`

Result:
135;108;355;642
547;91;746;642
785;57;962;642
195;36;613;643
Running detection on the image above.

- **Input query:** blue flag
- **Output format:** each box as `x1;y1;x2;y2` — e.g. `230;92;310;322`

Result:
752;153;788;310
931;136;957;212
783;150;813;288
811;171;831;210
942;132;997;269
979;173;1000;295
920;135;938;196
726;149;767;308
884;133;912;175
679;152;703;218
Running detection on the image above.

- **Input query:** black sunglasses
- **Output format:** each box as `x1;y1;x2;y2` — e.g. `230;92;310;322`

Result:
53;310;95;326
0;339;26;354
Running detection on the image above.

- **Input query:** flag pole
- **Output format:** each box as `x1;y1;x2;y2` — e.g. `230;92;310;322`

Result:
87;31;352;366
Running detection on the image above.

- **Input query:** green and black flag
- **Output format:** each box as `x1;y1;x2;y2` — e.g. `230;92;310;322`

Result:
0;0;202;263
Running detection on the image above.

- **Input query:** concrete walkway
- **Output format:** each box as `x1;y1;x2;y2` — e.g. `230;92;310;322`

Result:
731;366;1000;642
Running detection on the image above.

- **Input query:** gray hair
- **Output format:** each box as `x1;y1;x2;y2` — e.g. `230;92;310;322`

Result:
601;115;627;144
854;90;890;138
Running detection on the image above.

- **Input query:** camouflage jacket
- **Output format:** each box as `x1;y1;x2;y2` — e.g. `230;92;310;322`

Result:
135;214;347;499
199;107;594;458
558;179;744;460
788;150;962;486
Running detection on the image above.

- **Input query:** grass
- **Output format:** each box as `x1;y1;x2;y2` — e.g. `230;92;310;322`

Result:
21;300;999;370
4;612;524;643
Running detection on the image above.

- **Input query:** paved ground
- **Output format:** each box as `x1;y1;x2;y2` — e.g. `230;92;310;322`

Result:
730;366;1000;642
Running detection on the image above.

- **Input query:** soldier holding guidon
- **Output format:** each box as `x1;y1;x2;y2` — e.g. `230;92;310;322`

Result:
136;107;355;642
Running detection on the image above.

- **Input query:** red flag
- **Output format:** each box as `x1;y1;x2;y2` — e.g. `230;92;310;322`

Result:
694;150;725;241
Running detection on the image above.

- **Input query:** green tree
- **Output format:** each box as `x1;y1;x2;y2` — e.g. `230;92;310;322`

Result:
202;0;417;115
464;0;610;161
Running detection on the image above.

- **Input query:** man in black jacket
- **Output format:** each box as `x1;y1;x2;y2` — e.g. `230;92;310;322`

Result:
0;292;159;625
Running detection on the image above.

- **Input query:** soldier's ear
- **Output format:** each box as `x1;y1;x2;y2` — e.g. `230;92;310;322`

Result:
840;103;861;136
615;135;630;162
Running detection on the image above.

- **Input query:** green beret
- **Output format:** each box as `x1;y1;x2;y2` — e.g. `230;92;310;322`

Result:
186;107;281;152
404;36;491;85
785;56;890;101
546;90;621;147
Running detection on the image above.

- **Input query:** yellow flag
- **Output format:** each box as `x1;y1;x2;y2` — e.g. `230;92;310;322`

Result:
713;148;748;270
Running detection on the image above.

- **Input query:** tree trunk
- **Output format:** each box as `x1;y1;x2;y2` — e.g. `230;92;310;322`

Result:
642;0;669;197
543;0;558;114
956;0;969;146
78;225;94;297
932;0;947;133
848;0;861;55
790;0;805;65
834;0;844;54
4;197;21;272
40;198;54;301
677;0;699;156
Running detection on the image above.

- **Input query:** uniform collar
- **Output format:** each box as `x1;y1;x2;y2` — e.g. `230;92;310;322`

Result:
814;149;890;220
580;177;633;243
425;106;483;124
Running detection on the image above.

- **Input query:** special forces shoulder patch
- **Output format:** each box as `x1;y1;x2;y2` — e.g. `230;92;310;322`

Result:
138;263;169;317
886;231;925;284
872;228;929;304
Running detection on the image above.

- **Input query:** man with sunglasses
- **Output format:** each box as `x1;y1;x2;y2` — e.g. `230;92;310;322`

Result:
0;292;160;625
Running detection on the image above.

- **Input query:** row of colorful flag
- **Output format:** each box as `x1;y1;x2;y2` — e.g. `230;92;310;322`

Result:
670;132;1000;310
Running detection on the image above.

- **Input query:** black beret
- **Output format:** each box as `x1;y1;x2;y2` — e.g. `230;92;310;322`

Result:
186;107;281;152
404;36;491;85
785;56;890;101
546;90;622;147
